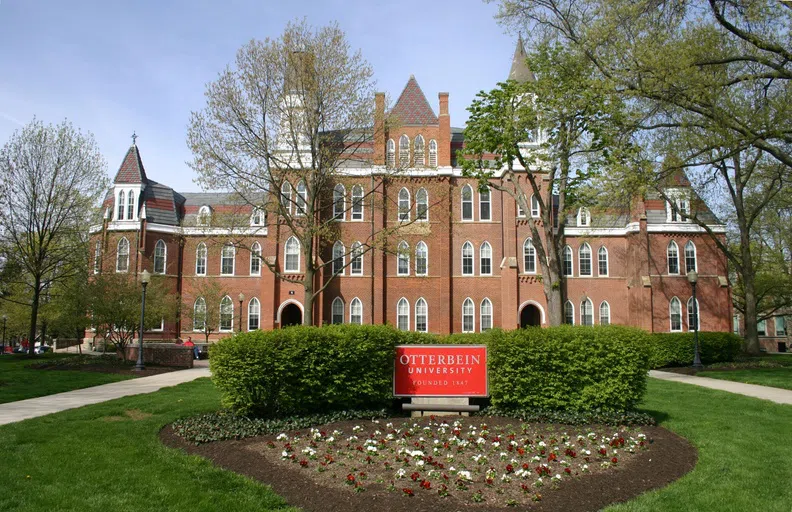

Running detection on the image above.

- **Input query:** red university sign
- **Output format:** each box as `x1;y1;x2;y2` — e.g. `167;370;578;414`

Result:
393;345;488;397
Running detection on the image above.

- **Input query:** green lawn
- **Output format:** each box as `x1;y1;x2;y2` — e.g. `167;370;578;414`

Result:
1;377;790;511
0;353;136;404
700;367;792;390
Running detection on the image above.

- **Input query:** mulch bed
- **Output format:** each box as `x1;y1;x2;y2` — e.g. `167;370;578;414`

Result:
160;417;697;512
26;358;181;377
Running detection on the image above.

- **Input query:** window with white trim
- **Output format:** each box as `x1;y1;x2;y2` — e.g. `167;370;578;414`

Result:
670;297;682;332
757;319;766;336
126;190;134;220
415;241;428;276
564;300;575;325
581;298;593;326
687;297;699;331
285;237;300;272
331;297;344;325
462;241;474;276
461;185;473;221
397;241;410;276
414;135;425;167
523;238;536;273
397;298;409;330
350;297;363;325
250;242;261;275
333;184;345;220
531;194;540;218
251;208;265;226
462;298;475;333
193;297;206;331
415;298;428;332
563;246;573;276
195;243;207;276
479;186;491;221
398;188;410;221
480;298;493;332
94;241;101;274
399;135;410;167
517;199;526;217
480;241;492;275
666;191;691;222
775;316;787;336
416;188;428;221
332;241;345;275
219;296;233;331
117;190;126;220
116;238;129;272
387;139;395;168
599;301;610;325
668;241;680;275
248;298;260;330
428;139;437;167
351;185;364;220
684;241;697;273
280;182;292;214
351;242;363;276
598;246;608;276
296;181;306;216
577;207;591;227
221;244;235;275
579;243;592;276
197;205;211;226
154;240;166;274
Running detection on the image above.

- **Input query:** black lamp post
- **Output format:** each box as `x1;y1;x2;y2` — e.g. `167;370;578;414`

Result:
688;270;703;369
135;270;151;372
238;292;245;332
2;314;6;353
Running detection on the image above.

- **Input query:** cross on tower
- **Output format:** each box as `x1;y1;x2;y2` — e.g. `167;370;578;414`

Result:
131;131;138;145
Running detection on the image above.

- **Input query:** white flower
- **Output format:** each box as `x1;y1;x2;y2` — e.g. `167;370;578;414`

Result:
396;468;406;478
352;425;363;433
326;436;335;443
276;433;288;441
492;441;501;448
347;435;358;442
554;474;563;481
281;450;289;459
410;450;424;458
366;446;377;453
416;460;425;467
457;470;472;481
582;464;589;472
302;447;316;456
501;474;512;483
476;437;486;445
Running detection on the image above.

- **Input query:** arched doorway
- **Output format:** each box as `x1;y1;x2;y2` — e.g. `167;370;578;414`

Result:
280;303;302;327
520;304;542;328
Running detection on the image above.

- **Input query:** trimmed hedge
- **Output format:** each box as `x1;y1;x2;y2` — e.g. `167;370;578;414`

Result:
644;332;742;368
211;324;652;417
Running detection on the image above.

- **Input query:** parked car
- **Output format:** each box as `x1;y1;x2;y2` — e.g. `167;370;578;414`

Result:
34;343;51;354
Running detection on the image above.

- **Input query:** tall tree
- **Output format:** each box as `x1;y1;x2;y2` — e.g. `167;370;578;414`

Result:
184;278;228;344
0;119;107;354
188;19;396;325
493;0;792;352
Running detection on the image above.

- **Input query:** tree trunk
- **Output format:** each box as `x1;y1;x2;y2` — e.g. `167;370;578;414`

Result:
304;266;314;326
28;279;41;356
740;221;761;355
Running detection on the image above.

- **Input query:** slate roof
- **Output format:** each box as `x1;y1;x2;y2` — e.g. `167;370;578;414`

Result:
141;180;185;226
390;75;438;126
508;35;536;83
113;145;148;183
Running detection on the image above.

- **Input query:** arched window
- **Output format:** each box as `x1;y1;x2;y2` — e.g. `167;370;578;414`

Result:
479;186;491;221
687;297;700;331
350;297;363;324
461;241;474;275
193;297;206;331
577;207;591;227
579;243;592;276
116;238;129;272
480;298;493;332
197;205;211;226
332;241;345;275
285;236;300;272
667;241;679;275
685;241;697;273
564;301;575;325
517;198;526;217
399;134;410;167
670;297;682;332
416;188;428;221
295;181;307;216
531;194;541;218
219;296;233;332
415;241;428;276
251;208;265;226
351;185;364;220
414;135;425;167
523;238;536;274
333;184;346;220
386;139;395;168
462;298;475;333
598;246;609;276
331;297;344;325
480;241;492;275
221;244;235;275
398;188;410;221
351;242;363;276
428;139;437;167
461;185;473;221
250;242;261;276
280;182;292;214
117;190;126;220
248;298;260;330
127;190;135;220
397;241;410;276
397;298;409;330
94;241;101;274
563;246;573;276
599;301;611;325
195;242;207;276
415;297;428;332
581;298;594;326
154;240;166;274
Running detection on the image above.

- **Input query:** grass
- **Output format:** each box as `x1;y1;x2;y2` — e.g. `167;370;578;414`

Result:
0;353;135;404
0;378;296;512
605;378;792;512
700;367;792;390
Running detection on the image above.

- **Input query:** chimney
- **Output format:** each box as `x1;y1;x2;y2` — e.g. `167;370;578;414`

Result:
374;92;386;166
438;92;450;167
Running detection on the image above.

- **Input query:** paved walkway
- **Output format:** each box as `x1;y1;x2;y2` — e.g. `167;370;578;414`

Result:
0;362;211;426
649;370;792;405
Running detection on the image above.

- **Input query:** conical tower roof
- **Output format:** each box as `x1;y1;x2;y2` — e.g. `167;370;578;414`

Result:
113;144;148;184
508;34;536;82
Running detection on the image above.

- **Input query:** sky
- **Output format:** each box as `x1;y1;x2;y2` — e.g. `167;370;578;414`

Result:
0;0;520;192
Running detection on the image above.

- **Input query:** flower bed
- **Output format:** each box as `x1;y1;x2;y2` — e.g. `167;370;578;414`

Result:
255;416;650;507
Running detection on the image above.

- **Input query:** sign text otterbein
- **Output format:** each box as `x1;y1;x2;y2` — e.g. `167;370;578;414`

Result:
394;345;488;397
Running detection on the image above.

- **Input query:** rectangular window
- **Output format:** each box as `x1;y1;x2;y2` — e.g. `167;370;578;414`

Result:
250;253;260;275
480;254;491;275
775;317;786;336
352;197;363;220
733;314;741;335
351;249;363;276
757;319;766;336
479;189;491;221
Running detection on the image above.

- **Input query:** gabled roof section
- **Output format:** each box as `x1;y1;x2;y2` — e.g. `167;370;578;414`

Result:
508;34;536;83
390;75;438;126
113;144;148;184
141;180;183;226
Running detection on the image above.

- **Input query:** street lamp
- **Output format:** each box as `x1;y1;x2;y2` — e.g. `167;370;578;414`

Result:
135;270;151;372
2;314;6;353
687;271;703;370
238;292;245;332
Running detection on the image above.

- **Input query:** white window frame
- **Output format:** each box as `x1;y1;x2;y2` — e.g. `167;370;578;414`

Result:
523;238;536;274
415;241;428;276
220;244;235;276
219;295;233;332
563;245;573;277
397;297;410;331
670;297;682;332
197;205;211;226
154;240;166;275
757;319;767;336
295;181;306;216
332;241;345;275
284;236;300;273
598;246;609;277
398;188;410;222
461;185;473;221
599;301;611;325
684;240;697;273
479;186;491;221
250;242;261;276
480;298;493;332
399;134;410;167
126;189;134;220
351;185;364;221
350;297;363;325
195;242;207;276
415;297;428;333
386;139;395;168
414;135;425;167
666;189;691;223
193;297;206;332
462;297;475;333
397;241;410;276
480;241;492;276
350;241;363;276
687;297;700;331
564;300;575;325
94;241;101;274
428;139;437;167
248;298;260;331
668;241;680;275
775;316;786;336
530;194;540;218
117;190;126;220
116;237;129;273
579;243;592;277
461;241;474;276
333;184;346;220
331;297;344;325
577;207;591;227
280;182;292;214
416;187;428;221
251;208;265;226
581;299;594;326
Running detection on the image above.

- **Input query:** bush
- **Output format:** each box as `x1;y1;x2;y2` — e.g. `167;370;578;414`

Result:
645;332;742;368
487;326;651;412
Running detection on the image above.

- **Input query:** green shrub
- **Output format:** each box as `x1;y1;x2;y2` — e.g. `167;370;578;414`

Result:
487;326;651;412
645;332;742;368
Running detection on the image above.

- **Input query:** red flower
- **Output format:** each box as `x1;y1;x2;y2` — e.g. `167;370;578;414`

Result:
599;448;608;456
522;463;530;470
505;464;514;473
548;453;557;462
410;472;420;482
521;483;530;493
564;467;571;474
517;447;525;456
611;457;618;464
346;474;356;485
420;480;431;490
299;460;308;467
403;488;414;497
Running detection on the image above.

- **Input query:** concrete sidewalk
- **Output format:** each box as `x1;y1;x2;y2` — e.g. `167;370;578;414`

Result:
0;364;211;426
650;370;792;405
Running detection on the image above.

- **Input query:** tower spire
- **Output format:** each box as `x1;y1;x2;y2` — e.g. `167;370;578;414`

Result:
508;35;535;82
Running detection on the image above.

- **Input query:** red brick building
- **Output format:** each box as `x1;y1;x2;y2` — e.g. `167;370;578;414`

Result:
89;40;732;342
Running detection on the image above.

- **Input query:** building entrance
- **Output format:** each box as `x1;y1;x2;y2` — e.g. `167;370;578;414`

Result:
520;304;541;328
280;304;302;327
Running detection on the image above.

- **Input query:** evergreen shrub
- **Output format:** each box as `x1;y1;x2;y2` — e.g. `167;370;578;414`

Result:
645;332;743;368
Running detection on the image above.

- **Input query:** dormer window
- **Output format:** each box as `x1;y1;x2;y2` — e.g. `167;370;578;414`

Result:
666;189;691;223
117;190;126;220
197;205;212;226
251;208;265;226
577;207;591;227
126;190;135;220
